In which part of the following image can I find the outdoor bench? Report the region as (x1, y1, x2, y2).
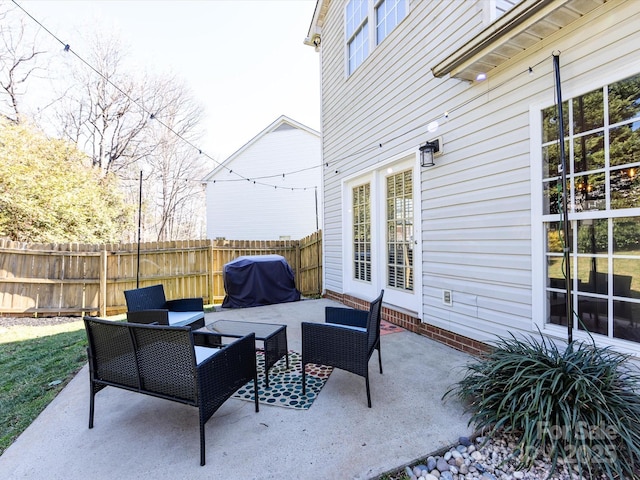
(124, 284, 205, 329)
(83, 316, 259, 466)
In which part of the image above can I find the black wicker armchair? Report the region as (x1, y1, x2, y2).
(83, 317, 259, 466)
(301, 290, 384, 407)
(124, 284, 204, 329)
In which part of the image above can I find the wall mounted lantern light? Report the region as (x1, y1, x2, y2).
(419, 139, 440, 167)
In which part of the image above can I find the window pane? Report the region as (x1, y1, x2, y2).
(542, 142, 561, 179)
(613, 216, 640, 253)
(609, 124, 640, 168)
(386, 170, 413, 291)
(574, 173, 606, 212)
(573, 132, 604, 173)
(547, 255, 565, 287)
(547, 290, 568, 326)
(546, 222, 564, 254)
(572, 88, 604, 134)
(542, 102, 568, 143)
(612, 258, 639, 299)
(543, 179, 561, 215)
(608, 73, 640, 125)
(577, 257, 608, 289)
(577, 296, 608, 336)
(353, 183, 371, 282)
(610, 168, 640, 209)
(577, 219, 607, 254)
(613, 300, 639, 341)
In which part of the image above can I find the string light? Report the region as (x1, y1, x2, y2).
(11, 0, 320, 192)
(13, 0, 558, 189)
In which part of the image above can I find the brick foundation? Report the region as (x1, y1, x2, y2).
(324, 290, 490, 356)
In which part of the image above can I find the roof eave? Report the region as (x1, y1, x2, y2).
(431, 0, 605, 82)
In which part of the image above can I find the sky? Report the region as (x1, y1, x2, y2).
(16, 0, 320, 161)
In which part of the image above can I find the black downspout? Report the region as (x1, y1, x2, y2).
(553, 53, 572, 343)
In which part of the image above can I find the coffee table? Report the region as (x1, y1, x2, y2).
(193, 320, 288, 388)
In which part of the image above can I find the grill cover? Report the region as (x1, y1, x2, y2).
(221, 255, 300, 308)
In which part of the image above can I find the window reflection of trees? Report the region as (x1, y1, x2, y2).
(543, 74, 640, 343)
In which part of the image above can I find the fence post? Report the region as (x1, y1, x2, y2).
(100, 248, 107, 317)
(208, 240, 215, 306)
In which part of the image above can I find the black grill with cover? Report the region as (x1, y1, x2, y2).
(222, 254, 300, 308)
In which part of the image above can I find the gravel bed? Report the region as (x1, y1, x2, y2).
(384, 432, 616, 480)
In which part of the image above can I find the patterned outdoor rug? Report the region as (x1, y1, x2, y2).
(381, 319, 404, 335)
(233, 350, 332, 410)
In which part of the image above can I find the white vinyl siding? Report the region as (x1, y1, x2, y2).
(320, 0, 640, 350)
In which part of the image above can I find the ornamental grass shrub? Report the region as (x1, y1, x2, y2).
(446, 334, 640, 479)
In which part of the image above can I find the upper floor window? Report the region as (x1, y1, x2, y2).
(347, 0, 369, 74)
(346, 0, 407, 75)
(376, 0, 406, 44)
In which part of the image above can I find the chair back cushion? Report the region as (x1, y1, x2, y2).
(124, 284, 167, 311)
(367, 290, 384, 351)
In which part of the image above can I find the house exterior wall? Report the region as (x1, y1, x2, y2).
(317, 0, 640, 355)
(205, 125, 321, 241)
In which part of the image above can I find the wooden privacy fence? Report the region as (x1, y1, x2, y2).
(0, 230, 322, 317)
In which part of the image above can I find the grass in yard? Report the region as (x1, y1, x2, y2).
(0, 321, 87, 456)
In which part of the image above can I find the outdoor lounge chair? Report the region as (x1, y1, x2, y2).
(124, 284, 205, 329)
(301, 290, 384, 407)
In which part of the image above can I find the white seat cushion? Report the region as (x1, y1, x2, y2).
(195, 346, 220, 364)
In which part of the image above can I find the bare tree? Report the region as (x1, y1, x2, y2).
(0, 5, 45, 123)
(55, 33, 163, 176)
(143, 78, 210, 241)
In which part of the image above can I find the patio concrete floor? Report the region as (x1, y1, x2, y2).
(0, 298, 475, 479)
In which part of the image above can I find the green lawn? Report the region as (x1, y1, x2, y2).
(0, 321, 87, 456)
(0, 308, 217, 457)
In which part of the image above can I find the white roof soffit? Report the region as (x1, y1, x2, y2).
(432, 0, 607, 82)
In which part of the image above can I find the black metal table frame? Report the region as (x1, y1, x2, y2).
(194, 319, 289, 388)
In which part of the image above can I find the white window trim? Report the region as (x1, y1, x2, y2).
(530, 65, 640, 357)
(342, 149, 422, 316)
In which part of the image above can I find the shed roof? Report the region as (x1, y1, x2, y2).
(203, 115, 320, 181)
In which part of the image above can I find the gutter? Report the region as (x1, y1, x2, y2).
(431, 0, 557, 78)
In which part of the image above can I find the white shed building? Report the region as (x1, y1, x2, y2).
(204, 116, 321, 241)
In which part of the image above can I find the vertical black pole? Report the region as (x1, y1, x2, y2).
(553, 53, 572, 343)
(314, 187, 319, 231)
(137, 171, 142, 288)
(315, 187, 321, 295)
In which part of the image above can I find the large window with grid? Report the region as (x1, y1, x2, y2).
(376, 0, 406, 44)
(345, 0, 407, 75)
(542, 73, 640, 343)
(346, 0, 369, 75)
(353, 183, 371, 282)
(386, 170, 413, 291)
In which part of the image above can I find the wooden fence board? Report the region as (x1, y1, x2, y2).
(0, 231, 323, 316)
